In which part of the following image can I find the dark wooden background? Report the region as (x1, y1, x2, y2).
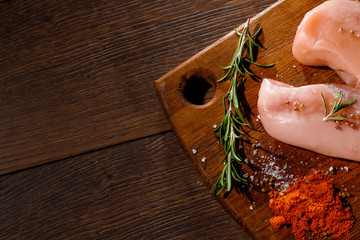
(0, 0, 277, 239)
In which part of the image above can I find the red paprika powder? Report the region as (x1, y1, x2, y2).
(269, 170, 354, 240)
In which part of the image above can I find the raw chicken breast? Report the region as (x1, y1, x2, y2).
(292, 0, 360, 87)
(258, 78, 360, 161)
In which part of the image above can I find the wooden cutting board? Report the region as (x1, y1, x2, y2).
(154, 0, 360, 239)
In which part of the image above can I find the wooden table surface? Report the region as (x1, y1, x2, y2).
(0, 0, 278, 239)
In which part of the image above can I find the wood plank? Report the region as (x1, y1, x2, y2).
(0, 131, 250, 240)
(155, 0, 360, 239)
(0, 0, 277, 174)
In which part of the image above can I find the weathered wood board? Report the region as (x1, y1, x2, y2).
(155, 0, 360, 239)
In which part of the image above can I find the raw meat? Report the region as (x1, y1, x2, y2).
(257, 78, 360, 161)
(292, 0, 360, 87)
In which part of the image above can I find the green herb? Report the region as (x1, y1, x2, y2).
(210, 19, 274, 195)
(321, 90, 357, 122)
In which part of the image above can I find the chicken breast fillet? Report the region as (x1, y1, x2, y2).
(293, 0, 360, 88)
(258, 78, 360, 161)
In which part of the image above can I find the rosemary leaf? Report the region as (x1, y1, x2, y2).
(226, 156, 232, 191)
(245, 58, 275, 68)
(251, 26, 262, 39)
(242, 64, 255, 75)
(321, 93, 328, 118)
(220, 66, 232, 70)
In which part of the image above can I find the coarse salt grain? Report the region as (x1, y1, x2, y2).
(192, 149, 197, 154)
(256, 154, 296, 193)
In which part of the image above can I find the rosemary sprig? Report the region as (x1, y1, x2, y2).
(210, 19, 274, 195)
(321, 91, 357, 122)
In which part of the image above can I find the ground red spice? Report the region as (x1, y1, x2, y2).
(269, 170, 354, 240)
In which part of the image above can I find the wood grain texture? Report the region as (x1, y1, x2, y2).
(155, 0, 360, 239)
(0, 0, 277, 174)
(0, 131, 251, 240)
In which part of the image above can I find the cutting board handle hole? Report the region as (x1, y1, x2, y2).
(182, 74, 215, 105)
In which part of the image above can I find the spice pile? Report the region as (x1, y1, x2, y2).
(269, 170, 354, 240)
